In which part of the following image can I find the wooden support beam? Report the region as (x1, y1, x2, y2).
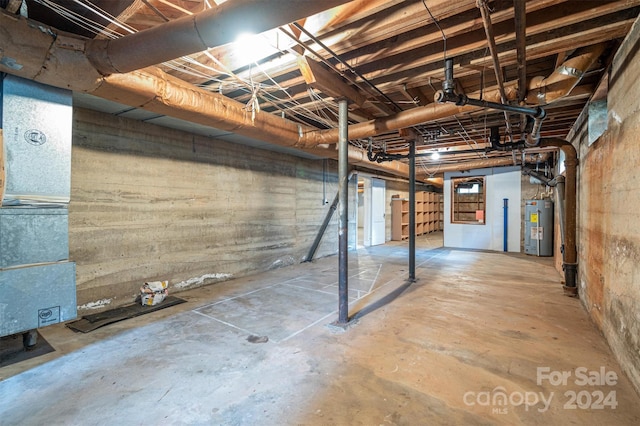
(287, 21, 307, 56)
(297, 56, 368, 107)
(398, 127, 422, 141)
(97, 0, 146, 38)
(403, 85, 430, 106)
(6, 0, 22, 14)
(399, 86, 418, 105)
(156, 0, 194, 15)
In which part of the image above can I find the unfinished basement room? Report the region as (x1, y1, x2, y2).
(1, 0, 640, 424)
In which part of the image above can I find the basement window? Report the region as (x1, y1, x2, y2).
(451, 176, 486, 224)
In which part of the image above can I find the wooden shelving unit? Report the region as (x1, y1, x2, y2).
(416, 191, 424, 235)
(452, 192, 485, 223)
(391, 191, 440, 240)
(391, 197, 409, 241)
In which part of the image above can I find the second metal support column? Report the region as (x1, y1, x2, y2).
(337, 99, 349, 324)
(409, 141, 416, 281)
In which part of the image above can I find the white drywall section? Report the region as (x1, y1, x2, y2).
(444, 166, 521, 252)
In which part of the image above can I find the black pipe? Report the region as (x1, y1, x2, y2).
(409, 141, 416, 281)
(538, 138, 578, 294)
(514, 0, 527, 104)
(443, 58, 455, 94)
(369, 125, 536, 162)
(434, 88, 464, 105)
(367, 139, 386, 162)
(489, 126, 526, 151)
(555, 175, 566, 249)
(426, 148, 490, 156)
(462, 95, 546, 118)
(369, 145, 491, 162)
(467, 96, 547, 145)
(522, 167, 576, 295)
(564, 263, 578, 296)
(435, 58, 547, 145)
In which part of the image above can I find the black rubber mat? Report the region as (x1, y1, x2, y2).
(0, 332, 55, 368)
(66, 296, 186, 333)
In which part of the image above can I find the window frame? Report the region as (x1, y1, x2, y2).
(450, 176, 487, 225)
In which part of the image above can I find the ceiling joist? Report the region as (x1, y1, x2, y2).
(1, 0, 638, 179)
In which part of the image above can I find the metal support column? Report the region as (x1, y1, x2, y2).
(409, 141, 416, 281)
(337, 99, 349, 324)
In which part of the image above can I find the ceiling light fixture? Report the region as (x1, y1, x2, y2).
(232, 30, 288, 69)
(431, 151, 440, 160)
(234, 33, 261, 65)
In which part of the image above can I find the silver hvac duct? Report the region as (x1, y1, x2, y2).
(0, 74, 76, 340)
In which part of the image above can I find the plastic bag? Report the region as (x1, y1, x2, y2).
(140, 281, 169, 306)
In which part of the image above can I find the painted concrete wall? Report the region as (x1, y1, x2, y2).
(571, 17, 640, 395)
(443, 166, 521, 252)
(70, 108, 341, 313)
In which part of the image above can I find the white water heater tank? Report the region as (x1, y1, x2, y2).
(524, 199, 554, 256)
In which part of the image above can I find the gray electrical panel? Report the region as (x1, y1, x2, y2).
(524, 199, 554, 256)
(1, 74, 73, 206)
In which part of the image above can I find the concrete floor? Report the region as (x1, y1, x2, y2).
(1, 232, 640, 425)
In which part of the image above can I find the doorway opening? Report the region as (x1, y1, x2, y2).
(357, 176, 386, 248)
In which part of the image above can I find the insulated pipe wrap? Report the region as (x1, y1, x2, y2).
(300, 84, 516, 147)
(86, 0, 351, 75)
(0, 11, 102, 91)
(526, 43, 606, 104)
(0, 12, 52, 80)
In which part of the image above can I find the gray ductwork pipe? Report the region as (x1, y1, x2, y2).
(86, 0, 352, 75)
